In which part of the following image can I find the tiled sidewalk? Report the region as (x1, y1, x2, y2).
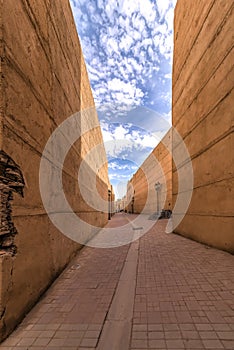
(1, 214, 234, 350)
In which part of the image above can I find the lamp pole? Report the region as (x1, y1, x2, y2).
(154, 182, 162, 214)
(108, 189, 111, 220)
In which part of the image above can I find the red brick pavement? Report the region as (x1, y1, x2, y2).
(1, 213, 234, 350)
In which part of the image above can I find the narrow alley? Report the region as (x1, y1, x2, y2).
(1, 214, 233, 350)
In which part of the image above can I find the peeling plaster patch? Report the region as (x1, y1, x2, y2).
(0, 151, 24, 255)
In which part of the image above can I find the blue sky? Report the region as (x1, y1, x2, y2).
(70, 0, 177, 199)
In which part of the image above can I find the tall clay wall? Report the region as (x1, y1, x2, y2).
(172, 0, 234, 252)
(0, 0, 110, 340)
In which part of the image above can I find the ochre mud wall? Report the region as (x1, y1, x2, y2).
(172, 0, 234, 252)
(126, 130, 172, 215)
(0, 0, 109, 341)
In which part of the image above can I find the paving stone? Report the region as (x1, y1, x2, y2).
(80, 338, 98, 347)
(148, 339, 166, 348)
(164, 331, 182, 339)
(132, 331, 148, 340)
(84, 330, 100, 339)
(15, 338, 35, 347)
(217, 332, 234, 340)
(148, 325, 163, 331)
(202, 339, 224, 349)
(131, 339, 148, 348)
(166, 339, 185, 349)
(132, 325, 148, 332)
(32, 338, 50, 346)
(195, 324, 214, 331)
(148, 332, 164, 340)
(221, 340, 234, 349)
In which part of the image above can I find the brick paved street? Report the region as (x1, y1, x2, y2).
(1, 213, 234, 350)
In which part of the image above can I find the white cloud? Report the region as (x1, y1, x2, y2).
(97, 0, 104, 9)
(70, 0, 86, 7)
(118, 0, 139, 17)
(109, 173, 130, 180)
(105, 2, 115, 19)
(109, 162, 137, 171)
(119, 34, 134, 51)
(156, 0, 170, 19)
(102, 129, 114, 142)
(139, 0, 156, 22)
(113, 125, 129, 139)
(139, 134, 158, 148)
(131, 13, 145, 32)
(165, 6, 175, 28)
(165, 73, 172, 79)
